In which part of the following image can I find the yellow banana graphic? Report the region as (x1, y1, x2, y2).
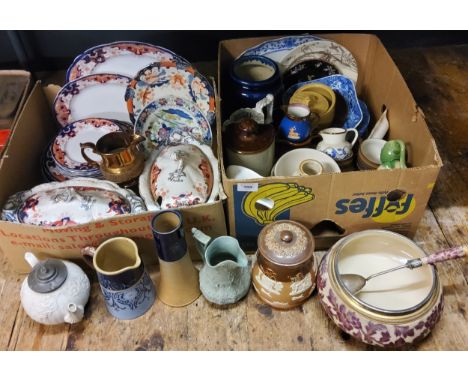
(242, 182, 315, 225)
(265, 191, 315, 223)
(243, 182, 290, 219)
(255, 187, 299, 223)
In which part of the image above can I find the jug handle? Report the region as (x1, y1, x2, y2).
(191, 228, 211, 262)
(397, 140, 407, 168)
(80, 142, 100, 168)
(347, 128, 359, 147)
(81, 247, 96, 269)
(131, 134, 146, 147)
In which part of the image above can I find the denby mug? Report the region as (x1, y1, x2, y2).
(82, 237, 155, 320)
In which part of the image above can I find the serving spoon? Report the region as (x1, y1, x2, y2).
(341, 245, 467, 295)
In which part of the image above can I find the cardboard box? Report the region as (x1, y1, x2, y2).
(0, 82, 227, 273)
(217, 34, 442, 251)
(0, 70, 31, 153)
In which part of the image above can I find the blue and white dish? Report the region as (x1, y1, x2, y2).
(238, 35, 321, 63)
(284, 75, 363, 130)
(135, 96, 212, 153)
(357, 100, 371, 137)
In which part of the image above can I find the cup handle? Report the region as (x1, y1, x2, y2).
(80, 142, 100, 167)
(347, 128, 359, 147)
(81, 246, 96, 269)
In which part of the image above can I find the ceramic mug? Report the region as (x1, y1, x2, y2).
(82, 237, 155, 320)
(279, 104, 312, 143)
(192, 228, 251, 305)
(151, 210, 200, 307)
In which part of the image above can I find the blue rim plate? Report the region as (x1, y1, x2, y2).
(284, 74, 363, 130)
(135, 96, 212, 153)
(66, 41, 190, 82)
(238, 35, 321, 63)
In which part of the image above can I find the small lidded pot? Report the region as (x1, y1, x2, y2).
(223, 117, 275, 176)
(252, 220, 317, 309)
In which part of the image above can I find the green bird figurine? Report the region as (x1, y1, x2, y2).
(378, 140, 407, 169)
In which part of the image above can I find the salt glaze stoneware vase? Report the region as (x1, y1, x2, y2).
(317, 230, 444, 348)
(151, 210, 200, 307)
(252, 220, 317, 310)
(192, 228, 251, 305)
(229, 55, 282, 111)
(316, 127, 359, 161)
(82, 237, 155, 320)
(20, 252, 90, 325)
(378, 139, 407, 169)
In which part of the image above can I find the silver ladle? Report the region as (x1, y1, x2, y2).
(341, 245, 467, 295)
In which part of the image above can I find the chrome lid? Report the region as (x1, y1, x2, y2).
(28, 259, 68, 293)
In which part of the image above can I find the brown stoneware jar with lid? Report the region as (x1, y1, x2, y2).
(223, 117, 275, 176)
(252, 220, 318, 310)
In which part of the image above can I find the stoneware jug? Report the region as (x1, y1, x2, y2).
(192, 228, 251, 305)
(20, 252, 90, 325)
(151, 210, 200, 307)
(316, 127, 359, 161)
(82, 237, 155, 320)
(81, 131, 145, 184)
(378, 139, 407, 169)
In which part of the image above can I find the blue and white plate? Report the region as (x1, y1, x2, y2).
(238, 35, 321, 63)
(357, 100, 371, 137)
(135, 96, 212, 153)
(284, 75, 363, 130)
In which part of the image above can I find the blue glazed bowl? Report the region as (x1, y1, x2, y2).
(229, 55, 282, 109)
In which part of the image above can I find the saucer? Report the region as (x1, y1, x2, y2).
(54, 73, 131, 127)
(272, 148, 341, 177)
(134, 96, 212, 153)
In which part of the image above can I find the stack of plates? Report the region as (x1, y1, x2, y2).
(42, 118, 129, 181)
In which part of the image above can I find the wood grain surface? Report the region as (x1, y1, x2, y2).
(0, 45, 467, 351)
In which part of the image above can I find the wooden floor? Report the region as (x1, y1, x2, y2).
(1, 45, 467, 351)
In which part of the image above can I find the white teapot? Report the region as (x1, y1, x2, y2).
(20, 252, 90, 325)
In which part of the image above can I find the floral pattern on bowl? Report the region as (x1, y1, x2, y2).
(317, 254, 444, 347)
(125, 61, 215, 124)
(135, 96, 212, 153)
(66, 41, 190, 81)
(139, 143, 220, 211)
(1, 178, 146, 226)
(284, 75, 363, 130)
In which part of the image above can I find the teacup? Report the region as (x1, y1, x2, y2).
(357, 139, 386, 170)
(82, 237, 155, 320)
(298, 159, 323, 176)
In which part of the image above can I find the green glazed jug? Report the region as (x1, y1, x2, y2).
(378, 140, 407, 169)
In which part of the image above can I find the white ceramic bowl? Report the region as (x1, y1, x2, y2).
(226, 165, 263, 180)
(360, 139, 386, 164)
(273, 148, 340, 177)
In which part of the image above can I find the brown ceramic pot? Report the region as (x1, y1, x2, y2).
(252, 220, 317, 309)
